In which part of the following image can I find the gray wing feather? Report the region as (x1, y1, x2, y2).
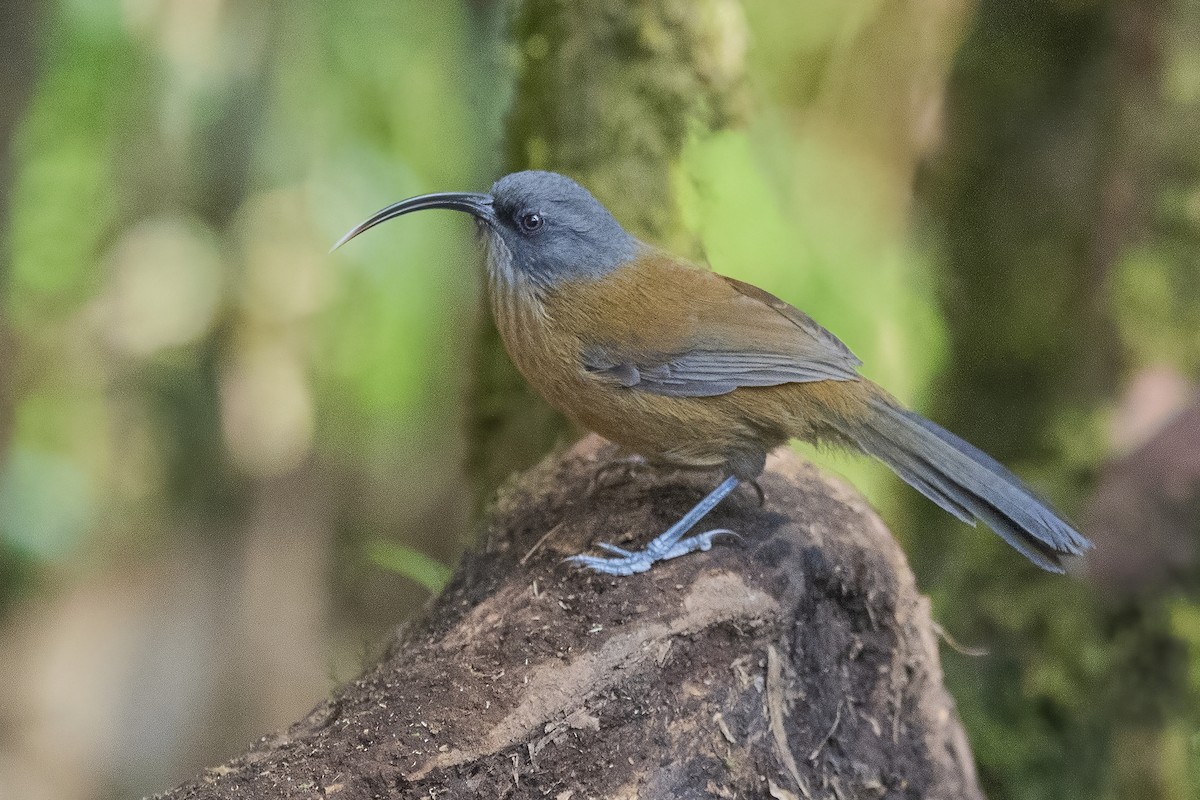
(582, 347, 859, 398)
(578, 274, 862, 399)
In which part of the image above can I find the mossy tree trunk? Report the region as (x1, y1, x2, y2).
(468, 0, 749, 507)
(915, 1, 1200, 798)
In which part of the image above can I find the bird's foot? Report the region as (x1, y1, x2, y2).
(566, 529, 741, 576)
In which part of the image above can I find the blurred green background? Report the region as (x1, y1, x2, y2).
(1, 1, 1198, 798)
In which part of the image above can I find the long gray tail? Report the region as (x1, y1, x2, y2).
(848, 396, 1091, 572)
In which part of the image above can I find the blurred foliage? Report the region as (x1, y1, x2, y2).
(0, 1, 1198, 799)
(366, 540, 452, 595)
(1, 0, 493, 602)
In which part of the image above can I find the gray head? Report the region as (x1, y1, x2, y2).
(333, 170, 640, 286)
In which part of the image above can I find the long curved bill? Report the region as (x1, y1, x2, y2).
(331, 191, 494, 252)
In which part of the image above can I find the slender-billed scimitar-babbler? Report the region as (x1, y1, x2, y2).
(334, 170, 1092, 576)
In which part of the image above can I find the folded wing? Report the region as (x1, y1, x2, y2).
(580, 269, 862, 398)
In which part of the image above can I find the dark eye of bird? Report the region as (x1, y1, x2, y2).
(518, 211, 544, 233)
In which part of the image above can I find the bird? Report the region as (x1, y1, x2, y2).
(333, 170, 1092, 576)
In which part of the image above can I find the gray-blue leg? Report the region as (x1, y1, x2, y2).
(567, 475, 742, 576)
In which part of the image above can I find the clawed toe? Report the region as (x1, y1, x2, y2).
(693, 528, 742, 548)
(567, 527, 742, 577)
(654, 528, 741, 560)
(564, 552, 653, 576)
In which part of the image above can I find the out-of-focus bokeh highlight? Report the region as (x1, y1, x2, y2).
(0, 1, 1197, 799)
(1, 2, 497, 797)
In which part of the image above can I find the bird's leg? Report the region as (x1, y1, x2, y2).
(567, 475, 742, 576)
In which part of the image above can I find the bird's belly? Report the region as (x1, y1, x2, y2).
(503, 341, 749, 469)
(569, 391, 738, 468)
(546, 373, 797, 475)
